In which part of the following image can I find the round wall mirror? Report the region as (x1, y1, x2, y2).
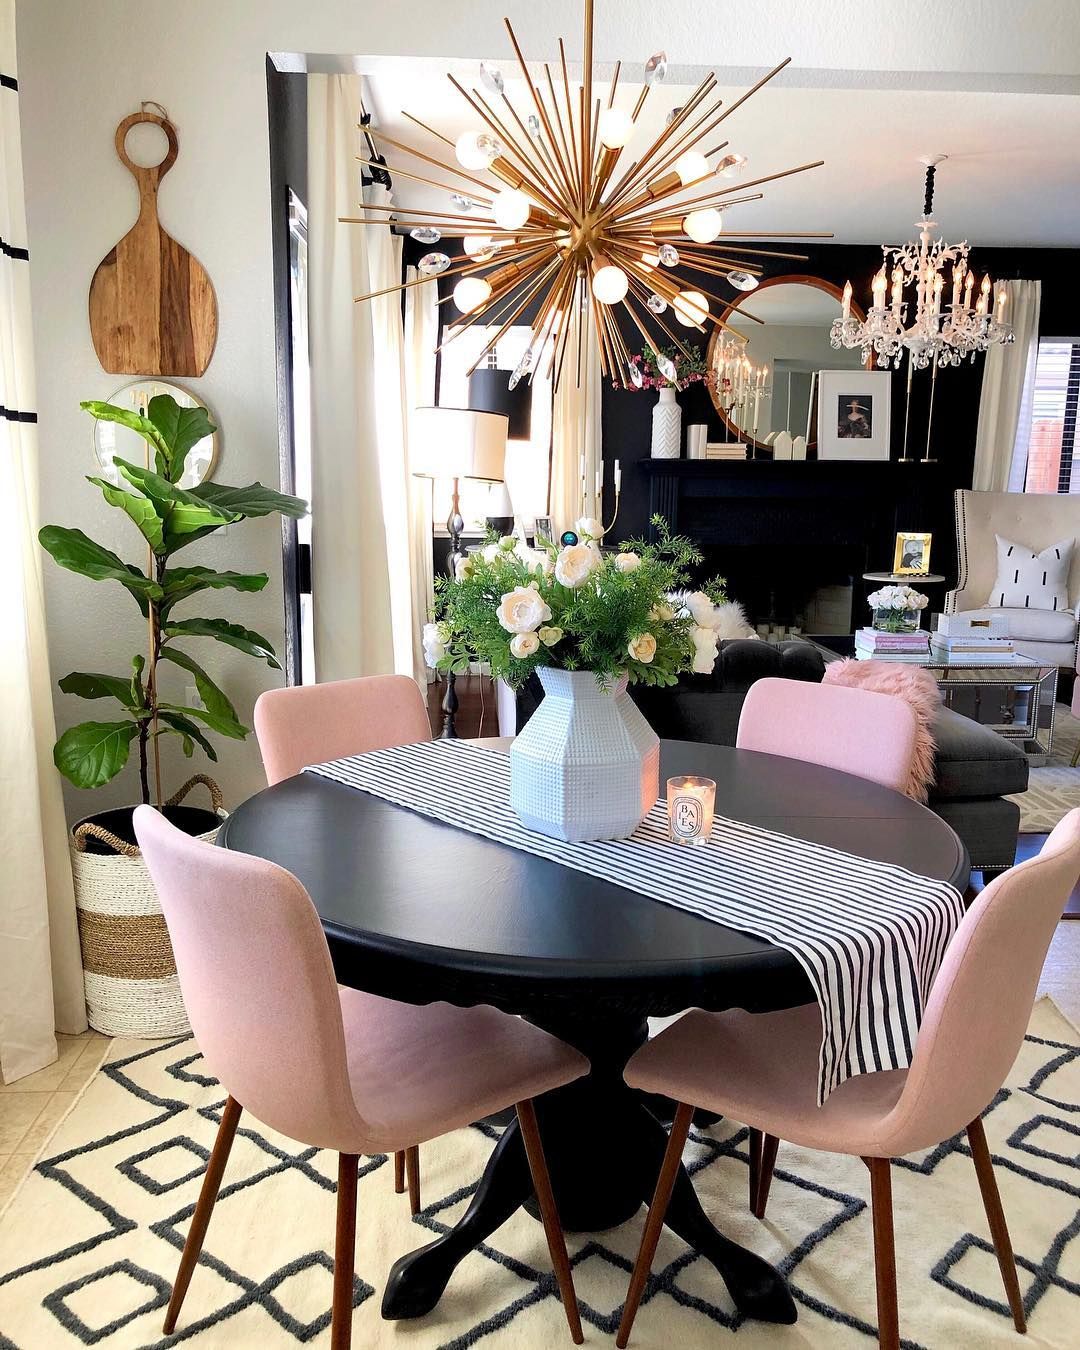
(92, 379, 219, 489)
(705, 276, 868, 453)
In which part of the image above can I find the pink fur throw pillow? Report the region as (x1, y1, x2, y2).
(821, 659, 940, 802)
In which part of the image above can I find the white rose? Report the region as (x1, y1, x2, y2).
(554, 543, 599, 588)
(614, 552, 641, 573)
(482, 542, 501, 561)
(575, 516, 604, 542)
(628, 632, 657, 664)
(422, 621, 447, 667)
(691, 624, 719, 674)
(498, 535, 517, 552)
(454, 554, 475, 581)
(510, 631, 540, 659)
(497, 586, 552, 634)
(650, 601, 676, 623)
(538, 626, 563, 646)
(683, 590, 719, 628)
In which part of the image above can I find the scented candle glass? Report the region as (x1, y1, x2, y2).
(667, 775, 716, 847)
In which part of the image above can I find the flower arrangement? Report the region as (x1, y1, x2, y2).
(867, 583, 929, 633)
(625, 344, 718, 393)
(424, 515, 728, 689)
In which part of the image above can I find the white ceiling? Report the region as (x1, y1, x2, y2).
(356, 30, 1080, 248)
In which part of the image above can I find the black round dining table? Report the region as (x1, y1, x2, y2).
(218, 737, 968, 1326)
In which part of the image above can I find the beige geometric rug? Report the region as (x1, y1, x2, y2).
(1009, 705, 1080, 833)
(1, 1001, 1078, 1349)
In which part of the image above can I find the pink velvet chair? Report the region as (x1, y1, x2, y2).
(616, 810, 1080, 1349)
(736, 676, 918, 795)
(134, 806, 588, 1349)
(254, 673, 432, 1210)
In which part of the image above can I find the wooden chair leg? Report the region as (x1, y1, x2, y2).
(163, 1095, 242, 1334)
(331, 1153, 359, 1350)
(393, 1150, 405, 1195)
(405, 1145, 421, 1216)
(753, 1134, 780, 1220)
(516, 1099, 584, 1345)
(616, 1101, 695, 1350)
(967, 1117, 1027, 1333)
(865, 1156, 900, 1350)
(747, 1126, 762, 1212)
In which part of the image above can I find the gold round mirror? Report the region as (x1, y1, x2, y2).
(705, 275, 868, 454)
(92, 379, 219, 489)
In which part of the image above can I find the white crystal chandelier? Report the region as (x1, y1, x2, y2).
(830, 155, 1013, 371)
(348, 0, 831, 391)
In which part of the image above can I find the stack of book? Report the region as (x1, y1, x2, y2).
(854, 627, 931, 661)
(928, 631, 1017, 663)
(704, 443, 748, 461)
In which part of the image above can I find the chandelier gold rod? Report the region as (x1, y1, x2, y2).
(601, 75, 717, 211)
(557, 39, 582, 209)
(607, 59, 621, 108)
(353, 257, 478, 305)
(582, 0, 594, 200)
(465, 256, 565, 375)
(631, 84, 650, 120)
(339, 205, 496, 223)
(503, 21, 580, 208)
(578, 85, 588, 214)
(617, 260, 704, 345)
(609, 188, 765, 230)
(626, 158, 826, 221)
(612, 247, 760, 337)
(464, 84, 573, 222)
(363, 127, 493, 194)
(629, 92, 733, 193)
(354, 157, 494, 204)
(532, 259, 577, 368)
(435, 253, 559, 355)
(498, 84, 573, 212)
(543, 64, 578, 194)
(544, 266, 580, 385)
(591, 300, 611, 380)
(603, 304, 634, 387)
(401, 111, 455, 149)
(621, 272, 700, 356)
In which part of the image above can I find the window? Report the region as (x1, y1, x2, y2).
(1020, 339, 1079, 494)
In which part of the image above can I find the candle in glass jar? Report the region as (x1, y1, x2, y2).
(667, 776, 717, 847)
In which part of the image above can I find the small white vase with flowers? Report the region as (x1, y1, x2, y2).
(867, 582, 929, 634)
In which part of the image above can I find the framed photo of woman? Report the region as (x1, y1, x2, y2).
(893, 531, 932, 575)
(816, 370, 892, 461)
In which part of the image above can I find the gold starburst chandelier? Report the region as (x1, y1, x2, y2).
(348, 0, 831, 391)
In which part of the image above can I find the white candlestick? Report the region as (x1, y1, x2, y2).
(614, 459, 621, 492)
(595, 468, 603, 500)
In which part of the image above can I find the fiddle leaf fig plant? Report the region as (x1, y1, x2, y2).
(40, 395, 307, 802)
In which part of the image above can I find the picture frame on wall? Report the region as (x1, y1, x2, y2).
(893, 531, 933, 575)
(816, 369, 892, 462)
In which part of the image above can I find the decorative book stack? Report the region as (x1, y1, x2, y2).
(928, 630, 1017, 664)
(705, 443, 749, 461)
(854, 627, 931, 661)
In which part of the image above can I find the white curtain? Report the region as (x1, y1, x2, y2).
(404, 267, 437, 681)
(549, 299, 603, 535)
(973, 279, 1041, 493)
(0, 3, 87, 1082)
(308, 75, 430, 685)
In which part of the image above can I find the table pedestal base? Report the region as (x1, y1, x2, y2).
(381, 1012, 796, 1326)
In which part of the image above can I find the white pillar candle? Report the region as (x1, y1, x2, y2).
(667, 776, 717, 847)
(614, 459, 622, 492)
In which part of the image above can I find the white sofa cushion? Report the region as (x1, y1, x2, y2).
(954, 605, 1077, 643)
(989, 534, 1074, 611)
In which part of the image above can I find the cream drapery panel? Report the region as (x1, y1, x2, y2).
(973, 279, 1041, 493)
(0, 1, 86, 1082)
(308, 75, 429, 685)
(549, 302, 603, 535)
(404, 266, 437, 681)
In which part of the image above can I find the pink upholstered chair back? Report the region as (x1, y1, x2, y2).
(254, 675, 430, 785)
(133, 805, 369, 1153)
(884, 810, 1080, 1153)
(736, 676, 918, 794)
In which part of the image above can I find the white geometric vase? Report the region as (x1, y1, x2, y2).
(509, 668, 660, 842)
(650, 385, 682, 459)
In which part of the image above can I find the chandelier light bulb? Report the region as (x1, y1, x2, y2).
(639, 251, 660, 272)
(675, 150, 710, 187)
(683, 208, 723, 243)
(455, 131, 498, 170)
(673, 289, 709, 326)
(453, 276, 493, 314)
(463, 234, 495, 258)
(592, 264, 629, 305)
(598, 106, 633, 149)
(493, 188, 532, 230)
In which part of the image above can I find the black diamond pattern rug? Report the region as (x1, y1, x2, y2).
(0, 999, 1078, 1348)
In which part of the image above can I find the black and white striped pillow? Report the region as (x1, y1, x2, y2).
(990, 534, 1074, 611)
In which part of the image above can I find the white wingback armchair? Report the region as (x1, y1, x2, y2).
(945, 489, 1080, 668)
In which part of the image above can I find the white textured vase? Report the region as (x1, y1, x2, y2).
(510, 668, 660, 842)
(650, 385, 682, 459)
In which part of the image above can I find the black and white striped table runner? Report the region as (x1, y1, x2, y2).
(304, 740, 964, 1104)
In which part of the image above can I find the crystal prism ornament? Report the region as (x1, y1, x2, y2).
(647, 293, 668, 314)
(658, 243, 680, 267)
(451, 193, 478, 212)
(410, 226, 442, 244)
(628, 361, 644, 388)
(657, 352, 678, 382)
(417, 251, 451, 276)
(665, 106, 683, 128)
(508, 346, 535, 390)
(526, 113, 541, 138)
(727, 270, 759, 291)
(480, 62, 505, 96)
(644, 51, 668, 84)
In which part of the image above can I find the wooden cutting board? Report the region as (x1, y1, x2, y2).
(89, 111, 218, 376)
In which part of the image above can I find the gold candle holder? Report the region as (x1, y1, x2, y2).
(667, 776, 716, 847)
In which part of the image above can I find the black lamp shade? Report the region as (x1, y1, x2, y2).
(468, 368, 532, 440)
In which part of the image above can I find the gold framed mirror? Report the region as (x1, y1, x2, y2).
(705, 275, 869, 454)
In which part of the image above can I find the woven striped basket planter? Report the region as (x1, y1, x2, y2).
(70, 776, 225, 1037)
